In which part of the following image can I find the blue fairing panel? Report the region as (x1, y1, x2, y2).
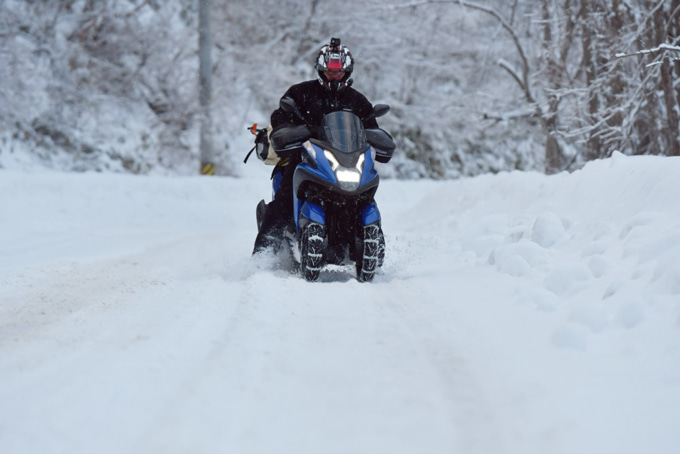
(360, 149, 378, 187)
(303, 144, 337, 184)
(361, 202, 381, 226)
(301, 201, 326, 225)
(272, 169, 284, 199)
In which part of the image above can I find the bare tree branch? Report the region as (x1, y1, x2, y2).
(388, 0, 534, 103)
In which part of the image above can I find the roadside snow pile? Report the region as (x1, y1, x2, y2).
(389, 152, 680, 350)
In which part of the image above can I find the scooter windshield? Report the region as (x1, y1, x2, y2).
(318, 111, 367, 154)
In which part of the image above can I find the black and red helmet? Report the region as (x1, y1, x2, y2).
(315, 37, 354, 92)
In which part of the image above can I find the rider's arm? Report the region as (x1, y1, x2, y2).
(271, 83, 309, 129)
(271, 104, 298, 129)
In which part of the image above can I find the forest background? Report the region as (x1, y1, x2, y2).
(1, 0, 679, 178)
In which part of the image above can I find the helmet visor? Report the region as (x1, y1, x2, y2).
(326, 53, 343, 70)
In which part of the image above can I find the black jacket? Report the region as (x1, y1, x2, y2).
(271, 80, 379, 130)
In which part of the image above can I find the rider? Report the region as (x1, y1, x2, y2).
(253, 37, 391, 255)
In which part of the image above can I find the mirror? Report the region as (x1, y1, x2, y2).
(372, 104, 390, 119)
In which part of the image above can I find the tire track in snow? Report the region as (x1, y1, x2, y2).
(374, 276, 511, 454)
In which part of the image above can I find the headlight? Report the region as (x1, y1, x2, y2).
(336, 168, 361, 183)
(324, 150, 362, 191)
(356, 153, 365, 171)
(324, 150, 340, 171)
(302, 141, 316, 159)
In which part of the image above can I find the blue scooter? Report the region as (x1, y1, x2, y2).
(264, 97, 394, 282)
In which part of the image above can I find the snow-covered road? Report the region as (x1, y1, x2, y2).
(2, 154, 679, 454)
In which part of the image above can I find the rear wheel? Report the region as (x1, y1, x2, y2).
(356, 224, 383, 282)
(300, 222, 326, 282)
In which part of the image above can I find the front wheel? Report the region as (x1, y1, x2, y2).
(356, 224, 384, 282)
(300, 222, 326, 282)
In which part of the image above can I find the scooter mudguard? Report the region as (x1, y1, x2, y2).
(299, 200, 326, 227)
(361, 202, 381, 226)
(272, 167, 284, 199)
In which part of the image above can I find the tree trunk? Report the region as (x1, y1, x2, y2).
(580, 1, 602, 160)
(544, 130, 562, 175)
(199, 0, 215, 175)
(660, 56, 680, 156)
(655, 3, 680, 156)
(603, 0, 627, 155)
(541, 0, 562, 174)
(672, 0, 680, 106)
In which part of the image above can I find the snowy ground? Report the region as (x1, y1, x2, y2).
(1, 153, 679, 454)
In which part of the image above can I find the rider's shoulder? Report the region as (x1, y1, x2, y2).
(344, 86, 372, 107)
(286, 80, 320, 96)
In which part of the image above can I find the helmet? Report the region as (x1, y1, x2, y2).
(315, 37, 354, 92)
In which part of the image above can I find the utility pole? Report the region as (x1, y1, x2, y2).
(198, 0, 214, 175)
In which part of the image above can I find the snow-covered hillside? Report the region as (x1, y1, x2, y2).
(1, 154, 679, 454)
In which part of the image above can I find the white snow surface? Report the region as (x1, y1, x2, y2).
(1, 153, 680, 454)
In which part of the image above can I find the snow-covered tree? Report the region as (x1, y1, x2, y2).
(1, 0, 678, 177)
